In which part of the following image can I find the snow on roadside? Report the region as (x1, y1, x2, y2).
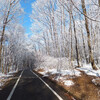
(36, 68, 81, 88)
(35, 55, 100, 88)
(60, 69, 81, 76)
(92, 78, 100, 85)
(0, 73, 12, 88)
(36, 63, 100, 88)
(35, 55, 81, 77)
(36, 55, 100, 77)
(64, 80, 74, 86)
(0, 70, 17, 89)
(77, 64, 100, 77)
(9, 70, 17, 74)
(37, 68, 81, 77)
(39, 71, 48, 76)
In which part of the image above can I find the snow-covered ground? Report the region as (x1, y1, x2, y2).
(37, 68, 81, 77)
(64, 80, 74, 86)
(0, 70, 17, 89)
(77, 63, 100, 77)
(35, 56, 100, 87)
(36, 55, 100, 77)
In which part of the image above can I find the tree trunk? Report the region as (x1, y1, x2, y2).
(0, 24, 6, 69)
(81, 25, 88, 63)
(69, 13, 73, 66)
(99, 0, 100, 7)
(81, 0, 98, 70)
(0, 3, 11, 70)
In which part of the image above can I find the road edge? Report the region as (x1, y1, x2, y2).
(30, 70, 63, 100)
(7, 70, 24, 100)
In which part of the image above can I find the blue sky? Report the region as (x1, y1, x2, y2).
(20, 0, 36, 37)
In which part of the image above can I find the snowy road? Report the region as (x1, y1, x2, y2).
(0, 69, 69, 100)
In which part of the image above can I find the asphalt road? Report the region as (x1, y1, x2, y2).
(0, 69, 70, 100)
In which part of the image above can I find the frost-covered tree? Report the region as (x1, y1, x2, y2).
(0, 0, 24, 71)
(30, 0, 100, 70)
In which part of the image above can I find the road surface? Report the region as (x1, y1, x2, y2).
(0, 69, 70, 100)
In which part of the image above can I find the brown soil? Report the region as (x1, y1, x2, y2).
(60, 73, 100, 100)
(37, 68, 45, 72)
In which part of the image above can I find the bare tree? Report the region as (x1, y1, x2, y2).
(0, 0, 23, 71)
(81, 0, 98, 70)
